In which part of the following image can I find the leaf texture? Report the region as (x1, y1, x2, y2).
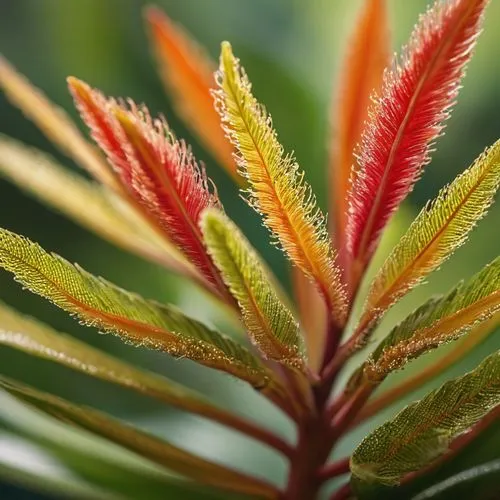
(202, 209, 305, 370)
(361, 139, 500, 331)
(0, 376, 278, 498)
(346, 0, 489, 275)
(145, 7, 237, 182)
(351, 350, 500, 485)
(330, 0, 390, 243)
(214, 42, 347, 324)
(0, 55, 116, 189)
(0, 135, 191, 274)
(364, 257, 500, 381)
(68, 78, 228, 295)
(0, 299, 268, 433)
(0, 228, 271, 391)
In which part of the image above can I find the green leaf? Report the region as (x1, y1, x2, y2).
(0, 300, 275, 440)
(351, 351, 500, 486)
(364, 257, 500, 381)
(0, 377, 277, 498)
(0, 228, 272, 390)
(202, 209, 305, 370)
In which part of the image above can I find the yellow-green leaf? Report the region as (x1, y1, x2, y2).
(0, 228, 271, 390)
(0, 376, 278, 498)
(364, 257, 500, 382)
(361, 140, 500, 335)
(351, 350, 500, 486)
(202, 209, 305, 370)
(214, 42, 347, 325)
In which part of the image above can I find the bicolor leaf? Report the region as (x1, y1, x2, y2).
(0, 228, 272, 391)
(364, 257, 500, 382)
(346, 0, 489, 279)
(214, 42, 347, 324)
(0, 55, 116, 189)
(0, 135, 192, 275)
(330, 0, 390, 244)
(0, 376, 278, 498)
(68, 79, 229, 297)
(351, 350, 500, 485)
(202, 209, 305, 370)
(360, 139, 500, 335)
(145, 7, 237, 182)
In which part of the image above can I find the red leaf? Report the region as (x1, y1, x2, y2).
(68, 78, 227, 295)
(346, 0, 488, 284)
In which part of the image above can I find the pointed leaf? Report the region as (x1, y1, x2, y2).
(351, 350, 500, 486)
(214, 42, 347, 324)
(330, 0, 390, 243)
(68, 79, 230, 298)
(145, 7, 237, 182)
(201, 209, 305, 370)
(0, 300, 291, 454)
(346, 0, 489, 278)
(0, 135, 191, 274)
(0, 55, 116, 189)
(364, 257, 500, 382)
(0, 377, 278, 498)
(0, 228, 272, 391)
(360, 139, 500, 337)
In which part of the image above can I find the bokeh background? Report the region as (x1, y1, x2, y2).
(0, 0, 499, 498)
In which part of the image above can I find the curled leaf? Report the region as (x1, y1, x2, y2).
(202, 209, 305, 370)
(0, 228, 271, 391)
(145, 7, 237, 182)
(214, 42, 347, 324)
(346, 0, 489, 278)
(351, 350, 500, 486)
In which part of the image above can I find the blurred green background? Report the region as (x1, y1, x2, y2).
(0, 0, 499, 498)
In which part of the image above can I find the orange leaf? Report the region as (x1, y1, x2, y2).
(145, 7, 238, 182)
(330, 0, 390, 249)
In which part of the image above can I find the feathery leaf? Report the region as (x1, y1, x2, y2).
(0, 228, 272, 391)
(145, 7, 237, 182)
(351, 350, 500, 485)
(68, 78, 228, 295)
(0, 376, 278, 498)
(202, 209, 305, 370)
(330, 0, 390, 243)
(0, 55, 116, 189)
(361, 139, 500, 333)
(346, 0, 489, 276)
(214, 42, 347, 324)
(364, 257, 500, 382)
(0, 135, 192, 275)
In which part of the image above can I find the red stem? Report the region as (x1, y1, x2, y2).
(318, 457, 351, 483)
(329, 482, 353, 500)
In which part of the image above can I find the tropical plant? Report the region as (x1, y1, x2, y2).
(0, 0, 499, 499)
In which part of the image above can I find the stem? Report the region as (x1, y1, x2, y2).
(329, 482, 353, 500)
(317, 457, 351, 483)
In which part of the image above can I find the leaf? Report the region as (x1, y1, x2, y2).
(364, 257, 500, 382)
(0, 135, 191, 274)
(346, 0, 489, 277)
(214, 41, 347, 324)
(0, 377, 278, 498)
(0, 228, 272, 391)
(68, 79, 229, 298)
(0, 299, 283, 446)
(201, 209, 305, 370)
(145, 7, 238, 182)
(360, 139, 500, 336)
(330, 0, 390, 244)
(0, 55, 116, 189)
(351, 350, 500, 486)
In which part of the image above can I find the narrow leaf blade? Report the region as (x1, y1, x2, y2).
(214, 42, 347, 324)
(351, 350, 500, 486)
(202, 209, 305, 370)
(145, 7, 237, 182)
(0, 228, 271, 391)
